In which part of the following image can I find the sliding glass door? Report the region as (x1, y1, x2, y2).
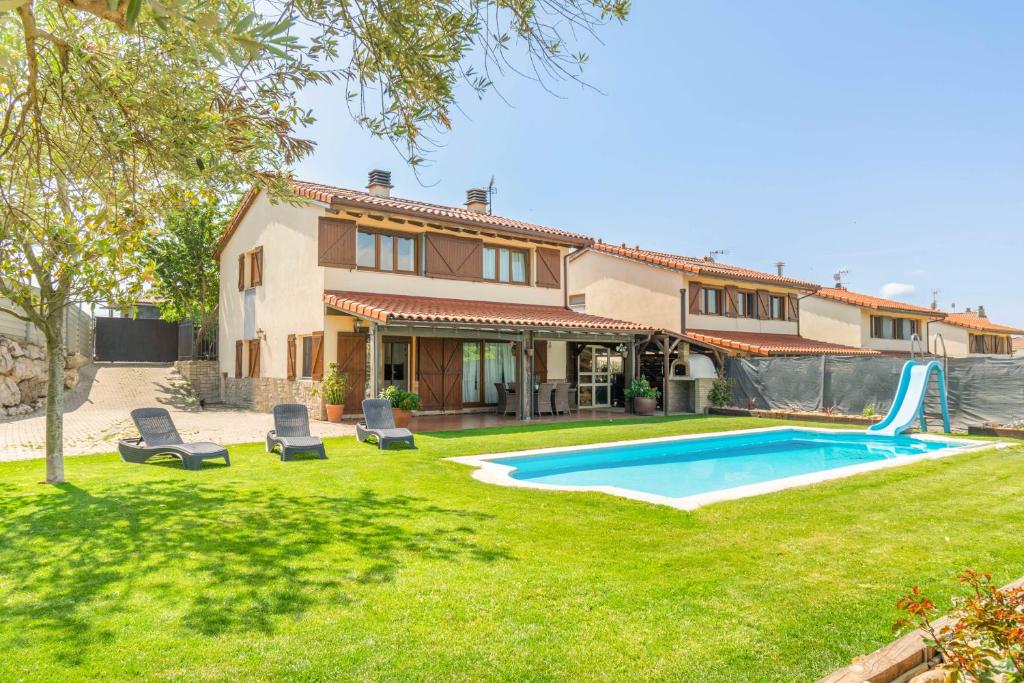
(461, 341, 517, 405)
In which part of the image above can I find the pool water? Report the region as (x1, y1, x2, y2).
(492, 429, 961, 500)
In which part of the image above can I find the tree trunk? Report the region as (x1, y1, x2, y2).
(44, 328, 66, 484)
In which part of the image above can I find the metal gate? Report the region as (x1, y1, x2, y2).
(94, 317, 178, 362)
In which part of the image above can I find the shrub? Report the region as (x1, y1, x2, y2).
(862, 403, 876, 417)
(624, 376, 660, 401)
(896, 569, 1024, 680)
(379, 385, 422, 412)
(706, 372, 735, 408)
(315, 362, 348, 405)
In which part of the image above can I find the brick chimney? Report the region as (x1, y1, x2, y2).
(465, 188, 488, 213)
(977, 305, 987, 318)
(367, 169, 392, 198)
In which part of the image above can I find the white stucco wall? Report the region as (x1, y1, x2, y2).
(930, 323, 971, 358)
(568, 250, 682, 332)
(800, 296, 863, 347)
(546, 341, 568, 380)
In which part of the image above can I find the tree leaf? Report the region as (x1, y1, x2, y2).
(125, 0, 142, 28)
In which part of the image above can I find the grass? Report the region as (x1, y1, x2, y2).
(1, 415, 1022, 682)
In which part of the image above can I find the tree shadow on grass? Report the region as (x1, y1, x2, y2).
(0, 480, 511, 666)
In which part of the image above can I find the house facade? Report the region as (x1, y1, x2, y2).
(930, 307, 1024, 357)
(216, 172, 650, 418)
(801, 287, 945, 354)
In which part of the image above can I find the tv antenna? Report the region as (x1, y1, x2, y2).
(487, 176, 497, 215)
(833, 269, 850, 288)
(707, 248, 728, 262)
(931, 289, 941, 310)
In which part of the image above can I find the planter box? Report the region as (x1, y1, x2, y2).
(708, 406, 882, 427)
(632, 397, 657, 416)
(967, 425, 1024, 439)
(393, 408, 413, 428)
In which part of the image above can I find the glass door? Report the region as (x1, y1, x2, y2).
(462, 342, 482, 405)
(578, 345, 612, 408)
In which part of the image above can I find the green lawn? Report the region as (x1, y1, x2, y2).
(2, 415, 1022, 682)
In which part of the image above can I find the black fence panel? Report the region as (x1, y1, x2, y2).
(177, 322, 218, 361)
(95, 317, 178, 362)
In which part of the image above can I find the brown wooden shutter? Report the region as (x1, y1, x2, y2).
(286, 334, 297, 380)
(724, 286, 738, 318)
(318, 217, 357, 267)
(310, 331, 324, 380)
(336, 332, 367, 409)
(417, 338, 445, 410)
(237, 254, 245, 291)
(787, 294, 799, 322)
(688, 283, 702, 315)
(534, 341, 548, 384)
(247, 339, 260, 378)
(535, 248, 561, 289)
(251, 246, 263, 287)
(234, 340, 243, 377)
(756, 290, 770, 319)
(424, 233, 483, 280)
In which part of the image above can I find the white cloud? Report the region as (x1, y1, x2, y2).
(880, 282, 915, 300)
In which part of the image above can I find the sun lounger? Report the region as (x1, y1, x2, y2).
(266, 403, 326, 461)
(118, 408, 229, 470)
(356, 399, 416, 450)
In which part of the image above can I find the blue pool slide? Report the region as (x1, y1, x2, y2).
(868, 360, 950, 436)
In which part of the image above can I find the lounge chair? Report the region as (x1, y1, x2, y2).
(266, 403, 326, 461)
(356, 399, 416, 450)
(118, 408, 229, 470)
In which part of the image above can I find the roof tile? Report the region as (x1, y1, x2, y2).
(684, 329, 879, 356)
(940, 311, 1024, 335)
(814, 287, 943, 316)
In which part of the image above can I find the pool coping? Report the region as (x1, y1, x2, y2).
(448, 426, 1009, 511)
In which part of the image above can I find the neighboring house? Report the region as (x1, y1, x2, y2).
(801, 287, 945, 355)
(568, 242, 873, 358)
(930, 307, 1024, 357)
(1014, 336, 1024, 357)
(216, 171, 651, 418)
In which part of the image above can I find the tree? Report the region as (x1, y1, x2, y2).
(0, 0, 629, 483)
(146, 197, 225, 354)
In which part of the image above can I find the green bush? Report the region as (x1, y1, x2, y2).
(707, 373, 735, 408)
(379, 385, 422, 412)
(624, 376, 660, 400)
(862, 403, 876, 417)
(315, 362, 348, 405)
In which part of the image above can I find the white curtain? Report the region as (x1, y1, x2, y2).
(484, 342, 516, 403)
(511, 251, 526, 283)
(462, 343, 480, 403)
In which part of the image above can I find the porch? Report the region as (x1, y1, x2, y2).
(403, 407, 633, 432)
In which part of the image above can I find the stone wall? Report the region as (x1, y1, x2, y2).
(663, 378, 716, 414)
(174, 360, 221, 405)
(222, 376, 327, 420)
(694, 378, 715, 413)
(0, 334, 89, 418)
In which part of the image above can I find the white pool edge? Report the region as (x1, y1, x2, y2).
(447, 426, 1009, 511)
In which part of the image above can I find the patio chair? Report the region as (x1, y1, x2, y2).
(554, 382, 573, 415)
(266, 403, 326, 461)
(356, 399, 416, 450)
(536, 383, 556, 416)
(495, 383, 516, 416)
(118, 407, 230, 470)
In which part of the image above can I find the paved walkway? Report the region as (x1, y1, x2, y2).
(0, 363, 354, 461)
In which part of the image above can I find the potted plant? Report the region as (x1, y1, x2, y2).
(315, 362, 349, 423)
(624, 376, 660, 416)
(379, 386, 421, 428)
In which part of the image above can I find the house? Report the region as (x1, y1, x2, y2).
(929, 306, 1024, 357)
(800, 287, 945, 354)
(216, 171, 652, 418)
(1014, 336, 1024, 357)
(567, 243, 874, 412)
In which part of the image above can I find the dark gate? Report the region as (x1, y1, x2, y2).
(95, 317, 178, 362)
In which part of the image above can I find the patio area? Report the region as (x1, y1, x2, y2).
(404, 407, 633, 432)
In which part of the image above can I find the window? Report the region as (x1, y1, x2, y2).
(701, 287, 722, 315)
(735, 291, 755, 318)
(970, 334, 1010, 355)
(871, 316, 919, 340)
(357, 229, 417, 273)
(383, 341, 409, 390)
(483, 246, 529, 284)
(568, 293, 586, 313)
(769, 295, 785, 320)
(243, 289, 256, 340)
(301, 335, 314, 378)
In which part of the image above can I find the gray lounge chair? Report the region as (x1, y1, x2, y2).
(118, 408, 229, 470)
(266, 403, 326, 461)
(356, 399, 416, 450)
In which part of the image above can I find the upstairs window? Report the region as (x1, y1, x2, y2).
(769, 295, 785, 320)
(735, 291, 755, 318)
(701, 287, 722, 315)
(356, 229, 417, 273)
(483, 246, 528, 284)
(871, 316, 919, 340)
(568, 293, 586, 313)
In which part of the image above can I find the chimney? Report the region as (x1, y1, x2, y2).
(775, 261, 785, 276)
(465, 188, 488, 213)
(367, 169, 392, 198)
(978, 305, 987, 318)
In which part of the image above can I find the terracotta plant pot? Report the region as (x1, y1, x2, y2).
(392, 408, 413, 428)
(325, 404, 345, 423)
(633, 397, 657, 416)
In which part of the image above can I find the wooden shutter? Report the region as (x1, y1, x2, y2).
(286, 334, 297, 380)
(418, 338, 445, 410)
(318, 217, 357, 267)
(247, 339, 260, 378)
(251, 246, 263, 287)
(688, 283, 702, 315)
(787, 294, 799, 322)
(724, 286, 738, 318)
(310, 331, 324, 380)
(440, 339, 463, 409)
(756, 290, 771, 319)
(234, 340, 243, 377)
(535, 248, 561, 289)
(237, 254, 245, 291)
(534, 341, 548, 384)
(336, 332, 367, 410)
(425, 233, 483, 281)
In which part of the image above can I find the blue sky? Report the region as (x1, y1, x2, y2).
(294, 1, 1024, 327)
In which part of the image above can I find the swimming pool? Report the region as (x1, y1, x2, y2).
(451, 427, 987, 510)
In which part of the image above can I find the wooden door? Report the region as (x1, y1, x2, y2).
(336, 332, 367, 410)
(440, 339, 463, 410)
(418, 338, 464, 411)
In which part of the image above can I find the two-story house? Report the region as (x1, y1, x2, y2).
(216, 171, 650, 419)
(800, 287, 945, 354)
(930, 306, 1024, 357)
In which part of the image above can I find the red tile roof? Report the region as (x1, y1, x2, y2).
(585, 242, 819, 290)
(1013, 337, 1024, 352)
(940, 311, 1024, 335)
(814, 287, 944, 316)
(684, 329, 880, 356)
(323, 291, 652, 333)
